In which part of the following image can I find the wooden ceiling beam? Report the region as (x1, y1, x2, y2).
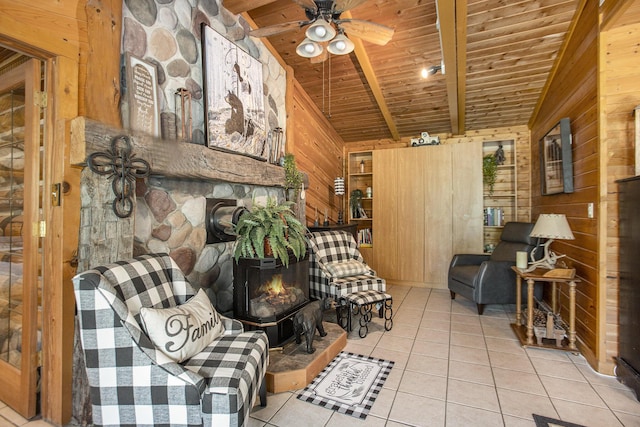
(455, 0, 467, 137)
(225, 0, 278, 15)
(436, 0, 464, 135)
(342, 11, 400, 140)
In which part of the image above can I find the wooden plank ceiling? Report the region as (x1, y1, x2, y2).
(230, 0, 579, 143)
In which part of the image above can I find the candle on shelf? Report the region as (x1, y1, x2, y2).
(516, 251, 528, 269)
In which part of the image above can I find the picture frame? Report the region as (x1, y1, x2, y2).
(201, 24, 268, 160)
(125, 53, 160, 137)
(540, 117, 574, 195)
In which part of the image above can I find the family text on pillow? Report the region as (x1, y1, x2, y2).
(140, 289, 225, 362)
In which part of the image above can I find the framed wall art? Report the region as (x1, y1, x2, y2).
(540, 117, 574, 195)
(202, 24, 268, 160)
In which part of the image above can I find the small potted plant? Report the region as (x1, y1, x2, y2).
(283, 153, 304, 201)
(483, 155, 498, 196)
(233, 197, 307, 267)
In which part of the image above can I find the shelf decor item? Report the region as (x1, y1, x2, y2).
(349, 189, 363, 219)
(232, 198, 307, 267)
(334, 177, 345, 224)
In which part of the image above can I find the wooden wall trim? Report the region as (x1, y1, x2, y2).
(83, 0, 122, 127)
(0, 2, 84, 59)
(41, 55, 80, 426)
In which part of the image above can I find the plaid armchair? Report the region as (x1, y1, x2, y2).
(73, 253, 268, 427)
(308, 230, 386, 301)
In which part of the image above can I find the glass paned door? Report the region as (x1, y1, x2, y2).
(0, 57, 43, 419)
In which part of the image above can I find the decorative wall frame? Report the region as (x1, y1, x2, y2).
(125, 53, 160, 137)
(540, 117, 574, 195)
(202, 24, 268, 160)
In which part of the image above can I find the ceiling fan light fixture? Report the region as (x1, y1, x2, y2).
(327, 33, 355, 55)
(296, 38, 323, 58)
(306, 19, 336, 42)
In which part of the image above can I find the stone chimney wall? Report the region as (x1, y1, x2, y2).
(76, 0, 289, 316)
(121, 0, 286, 145)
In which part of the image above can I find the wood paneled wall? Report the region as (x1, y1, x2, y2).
(601, 21, 640, 371)
(289, 79, 345, 226)
(529, 0, 601, 369)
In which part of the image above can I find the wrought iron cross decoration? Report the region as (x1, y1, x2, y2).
(87, 135, 150, 218)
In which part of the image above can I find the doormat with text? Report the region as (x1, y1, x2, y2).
(297, 351, 394, 419)
(533, 414, 587, 427)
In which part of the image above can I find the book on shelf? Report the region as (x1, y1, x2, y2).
(357, 207, 368, 218)
(484, 207, 504, 226)
(358, 228, 372, 247)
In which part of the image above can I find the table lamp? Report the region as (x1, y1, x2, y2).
(527, 213, 575, 270)
(334, 177, 345, 224)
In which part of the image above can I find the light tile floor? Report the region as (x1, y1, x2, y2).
(1, 285, 639, 427)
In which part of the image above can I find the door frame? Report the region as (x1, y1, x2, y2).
(0, 39, 80, 425)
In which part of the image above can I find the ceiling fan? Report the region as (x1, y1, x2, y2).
(249, 0, 394, 59)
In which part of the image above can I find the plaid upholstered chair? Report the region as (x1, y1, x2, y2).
(73, 253, 268, 427)
(308, 231, 387, 325)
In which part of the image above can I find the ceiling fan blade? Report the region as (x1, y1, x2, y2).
(334, 0, 369, 13)
(338, 19, 394, 45)
(292, 0, 318, 11)
(249, 21, 306, 38)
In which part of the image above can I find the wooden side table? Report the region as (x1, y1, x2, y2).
(511, 266, 581, 352)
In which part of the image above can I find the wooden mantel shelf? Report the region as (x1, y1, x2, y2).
(69, 116, 286, 187)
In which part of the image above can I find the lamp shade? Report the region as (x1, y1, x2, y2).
(530, 214, 575, 240)
(327, 33, 355, 55)
(296, 38, 323, 58)
(306, 20, 336, 42)
(334, 177, 345, 195)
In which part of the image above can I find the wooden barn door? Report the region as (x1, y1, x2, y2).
(0, 57, 44, 418)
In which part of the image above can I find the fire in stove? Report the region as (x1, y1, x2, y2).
(250, 274, 306, 318)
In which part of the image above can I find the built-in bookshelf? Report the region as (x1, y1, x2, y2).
(347, 151, 374, 254)
(483, 140, 517, 252)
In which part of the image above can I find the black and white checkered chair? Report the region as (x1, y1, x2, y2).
(308, 231, 386, 322)
(73, 253, 268, 427)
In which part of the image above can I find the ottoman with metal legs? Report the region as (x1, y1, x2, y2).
(339, 289, 393, 338)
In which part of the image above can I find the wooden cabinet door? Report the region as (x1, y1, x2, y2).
(423, 146, 453, 287)
(452, 142, 483, 254)
(373, 149, 398, 280)
(373, 144, 482, 288)
(396, 148, 425, 283)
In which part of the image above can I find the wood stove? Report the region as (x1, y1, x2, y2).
(233, 253, 310, 347)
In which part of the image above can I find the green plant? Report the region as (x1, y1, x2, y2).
(483, 155, 498, 195)
(349, 189, 363, 218)
(233, 198, 307, 267)
(283, 153, 303, 199)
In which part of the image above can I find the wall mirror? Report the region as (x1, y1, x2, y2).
(540, 117, 574, 195)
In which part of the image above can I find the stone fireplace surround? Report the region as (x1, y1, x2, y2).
(73, 117, 298, 316)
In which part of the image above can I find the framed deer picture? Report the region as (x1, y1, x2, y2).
(202, 24, 268, 160)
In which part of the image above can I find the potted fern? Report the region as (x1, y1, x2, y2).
(233, 198, 307, 267)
